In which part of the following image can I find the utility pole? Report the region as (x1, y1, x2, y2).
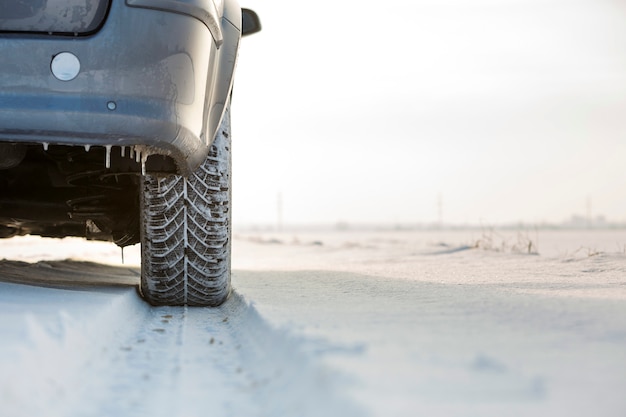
(586, 195, 592, 229)
(277, 191, 283, 232)
(437, 193, 443, 229)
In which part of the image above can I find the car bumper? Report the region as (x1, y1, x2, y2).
(0, 0, 233, 175)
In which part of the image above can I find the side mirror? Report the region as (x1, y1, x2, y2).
(242, 8, 261, 36)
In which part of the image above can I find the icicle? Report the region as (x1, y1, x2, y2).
(120, 146, 126, 157)
(105, 145, 112, 169)
(141, 152, 148, 176)
(121, 247, 125, 264)
(129, 147, 134, 159)
(135, 147, 141, 163)
(84, 145, 91, 152)
(42, 142, 49, 151)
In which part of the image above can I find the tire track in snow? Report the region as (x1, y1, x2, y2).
(0, 260, 361, 417)
(103, 292, 361, 417)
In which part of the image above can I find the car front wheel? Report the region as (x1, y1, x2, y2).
(139, 108, 232, 306)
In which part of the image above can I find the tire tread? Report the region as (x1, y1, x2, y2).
(140, 110, 231, 306)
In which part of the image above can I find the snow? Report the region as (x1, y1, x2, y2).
(0, 230, 625, 416)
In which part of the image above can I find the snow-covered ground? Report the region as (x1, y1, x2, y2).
(1, 230, 625, 416)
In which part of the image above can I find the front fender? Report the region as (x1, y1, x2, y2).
(203, 0, 242, 149)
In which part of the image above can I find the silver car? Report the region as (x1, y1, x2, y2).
(0, 0, 260, 306)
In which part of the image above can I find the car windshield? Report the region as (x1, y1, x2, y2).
(0, 0, 110, 34)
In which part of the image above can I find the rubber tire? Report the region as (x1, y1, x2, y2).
(139, 108, 232, 306)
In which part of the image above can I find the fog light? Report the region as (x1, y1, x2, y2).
(51, 52, 80, 81)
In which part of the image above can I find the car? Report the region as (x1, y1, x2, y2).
(0, 0, 261, 306)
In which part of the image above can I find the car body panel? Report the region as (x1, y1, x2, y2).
(0, 0, 242, 176)
(126, 0, 224, 47)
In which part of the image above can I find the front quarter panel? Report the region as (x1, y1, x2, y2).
(0, 0, 242, 176)
(205, 2, 241, 145)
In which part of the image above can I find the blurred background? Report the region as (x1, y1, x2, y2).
(231, 0, 626, 229)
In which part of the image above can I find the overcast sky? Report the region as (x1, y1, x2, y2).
(232, 0, 626, 227)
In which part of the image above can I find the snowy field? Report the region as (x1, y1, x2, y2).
(1, 229, 625, 416)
